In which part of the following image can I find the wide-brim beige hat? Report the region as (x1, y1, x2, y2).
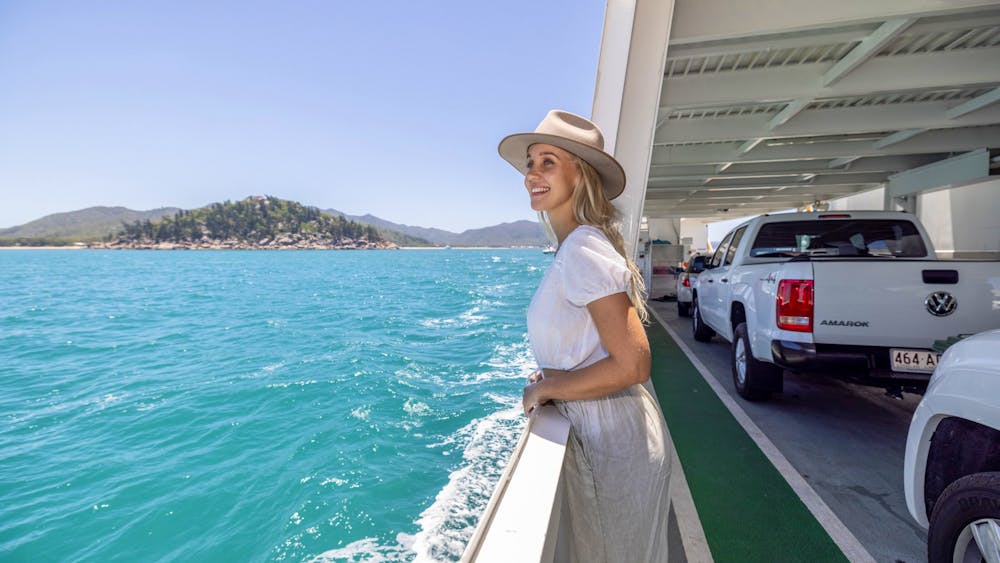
(498, 109, 626, 201)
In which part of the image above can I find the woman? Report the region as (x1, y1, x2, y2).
(498, 110, 672, 562)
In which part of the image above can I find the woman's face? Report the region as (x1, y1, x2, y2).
(524, 143, 579, 215)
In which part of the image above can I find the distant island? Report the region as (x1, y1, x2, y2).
(100, 196, 403, 250)
(0, 196, 550, 248)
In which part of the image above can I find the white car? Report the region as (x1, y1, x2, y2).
(692, 211, 1000, 401)
(904, 328, 1000, 562)
(676, 254, 709, 317)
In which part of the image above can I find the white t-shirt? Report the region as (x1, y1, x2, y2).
(527, 225, 631, 371)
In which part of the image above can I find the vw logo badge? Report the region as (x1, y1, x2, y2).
(925, 291, 957, 317)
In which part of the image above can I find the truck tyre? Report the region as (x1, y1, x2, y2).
(732, 322, 781, 401)
(928, 472, 1000, 563)
(692, 298, 714, 342)
(678, 302, 691, 317)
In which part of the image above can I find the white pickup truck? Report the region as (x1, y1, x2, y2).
(691, 211, 1000, 401)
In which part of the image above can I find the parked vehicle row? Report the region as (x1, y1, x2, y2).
(675, 254, 709, 317)
(687, 210, 1000, 401)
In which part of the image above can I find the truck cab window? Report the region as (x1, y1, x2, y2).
(711, 232, 735, 268)
(725, 227, 747, 266)
(749, 219, 927, 258)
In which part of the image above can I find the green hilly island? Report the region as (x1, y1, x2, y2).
(1, 197, 549, 248)
(105, 196, 420, 250)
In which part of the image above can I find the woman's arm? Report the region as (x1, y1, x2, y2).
(522, 292, 650, 414)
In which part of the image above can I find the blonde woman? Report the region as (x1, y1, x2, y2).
(499, 110, 671, 562)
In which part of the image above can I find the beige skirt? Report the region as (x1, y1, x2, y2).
(553, 384, 673, 563)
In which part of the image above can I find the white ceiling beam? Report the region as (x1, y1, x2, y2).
(829, 156, 861, 168)
(822, 18, 915, 87)
(648, 163, 721, 175)
(906, 12, 1000, 36)
(646, 202, 866, 214)
(945, 87, 1000, 119)
(738, 138, 765, 154)
(650, 170, 884, 183)
(666, 30, 868, 61)
(668, 0, 1000, 44)
(649, 189, 870, 203)
(648, 156, 942, 181)
(647, 193, 872, 207)
(654, 108, 673, 133)
(659, 47, 1000, 109)
(651, 125, 1000, 165)
(708, 171, 887, 186)
(767, 99, 811, 129)
(648, 155, 934, 172)
(644, 201, 870, 216)
(654, 101, 1000, 144)
(649, 172, 888, 189)
(873, 128, 927, 148)
(647, 197, 857, 206)
(732, 155, 942, 174)
(664, 11, 1000, 63)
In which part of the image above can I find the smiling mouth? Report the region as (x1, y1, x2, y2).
(530, 187, 550, 196)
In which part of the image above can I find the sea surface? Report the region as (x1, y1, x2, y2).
(0, 249, 548, 562)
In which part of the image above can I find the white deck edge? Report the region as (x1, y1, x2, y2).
(460, 405, 570, 563)
(650, 307, 877, 563)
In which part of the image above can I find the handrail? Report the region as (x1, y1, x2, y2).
(460, 405, 571, 563)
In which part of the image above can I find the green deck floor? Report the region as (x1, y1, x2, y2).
(646, 320, 848, 562)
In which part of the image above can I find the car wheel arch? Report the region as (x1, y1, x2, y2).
(731, 302, 747, 334)
(924, 417, 1000, 520)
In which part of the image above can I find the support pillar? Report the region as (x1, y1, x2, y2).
(591, 0, 676, 259)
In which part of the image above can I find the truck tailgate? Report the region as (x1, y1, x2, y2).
(811, 260, 1000, 349)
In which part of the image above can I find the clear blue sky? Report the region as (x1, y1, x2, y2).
(0, 1, 606, 231)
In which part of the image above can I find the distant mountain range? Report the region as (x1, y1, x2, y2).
(324, 209, 549, 247)
(0, 202, 549, 247)
(0, 207, 181, 241)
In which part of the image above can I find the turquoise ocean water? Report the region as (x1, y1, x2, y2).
(0, 249, 547, 562)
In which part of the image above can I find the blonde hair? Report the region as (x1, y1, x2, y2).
(541, 155, 649, 324)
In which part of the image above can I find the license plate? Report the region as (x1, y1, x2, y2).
(890, 348, 942, 373)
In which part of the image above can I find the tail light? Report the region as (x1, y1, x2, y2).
(776, 279, 814, 332)
(681, 274, 691, 287)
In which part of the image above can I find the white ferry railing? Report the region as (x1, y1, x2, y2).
(460, 404, 571, 563)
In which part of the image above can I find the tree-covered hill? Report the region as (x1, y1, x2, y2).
(110, 197, 428, 249)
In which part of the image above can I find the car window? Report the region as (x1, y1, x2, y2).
(688, 255, 708, 273)
(711, 232, 734, 268)
(724, 227, 747, 266)
(748, 219, 928, 258)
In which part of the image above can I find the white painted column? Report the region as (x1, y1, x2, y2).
(591, 0, 676, 259)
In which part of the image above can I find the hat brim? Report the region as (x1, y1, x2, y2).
(498, 132, 626, 201)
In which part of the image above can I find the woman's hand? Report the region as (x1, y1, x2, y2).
(527, 369, 544, 384)
(522, 378, 549, 416)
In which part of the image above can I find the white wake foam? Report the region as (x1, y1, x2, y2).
(409, 399, 524, 562)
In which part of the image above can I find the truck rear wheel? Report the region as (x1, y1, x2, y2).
(732, 322, 781, 401)
(928, 472, 1000, 563)
(692, 298, 715, 342)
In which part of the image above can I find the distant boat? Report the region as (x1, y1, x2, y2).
(444, 245, 453, 250)
(542, 245, 556, 254)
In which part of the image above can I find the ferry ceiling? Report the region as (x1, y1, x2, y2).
(594, 0, 1000, 249)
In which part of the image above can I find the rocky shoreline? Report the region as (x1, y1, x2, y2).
(91, 234, 400, 250)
